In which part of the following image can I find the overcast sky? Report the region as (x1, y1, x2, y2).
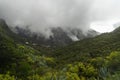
(0, 0, 120, 37)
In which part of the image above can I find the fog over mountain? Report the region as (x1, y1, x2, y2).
(0, 0, 120, 38)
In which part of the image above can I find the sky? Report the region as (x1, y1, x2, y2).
(0, 0, 120, 37)
(90, 19, 120, 33)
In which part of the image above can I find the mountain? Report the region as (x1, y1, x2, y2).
(0, 19, 14, 39)
(0, 19, 55, 79)
(14, 26, 99, 47)
(0, 19, 120, 80)
(52, 26, 120, 64)
(0, 19, 21, 72)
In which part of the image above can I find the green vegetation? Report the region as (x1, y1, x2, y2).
(0, 73, 15, 80)
(0, 20, 120, 80)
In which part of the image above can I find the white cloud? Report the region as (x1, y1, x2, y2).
(0, 0, 120, 36)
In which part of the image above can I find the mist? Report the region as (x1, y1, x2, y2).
(0, 0, 120, 38)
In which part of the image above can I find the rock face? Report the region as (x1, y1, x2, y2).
(14, 26, 99, 47)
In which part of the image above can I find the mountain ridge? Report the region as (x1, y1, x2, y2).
(51, 26, 120, 64)
(14, 26, 99, 47)
(0, 19, 120, 80)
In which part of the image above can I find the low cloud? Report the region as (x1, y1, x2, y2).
(0, 0, 120, 37)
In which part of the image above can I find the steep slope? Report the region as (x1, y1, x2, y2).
(0, 19, 14, 39)
(0, 19, 56, 79)
(53, 27, 120, 64)
(0, 19, 120, 80)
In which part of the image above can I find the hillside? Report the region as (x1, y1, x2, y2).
(52, 27, 120, 64)
(0, 19, 56, 80)
(0, 19, 120, 80)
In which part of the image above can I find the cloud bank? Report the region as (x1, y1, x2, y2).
(0, 0, 120, 37)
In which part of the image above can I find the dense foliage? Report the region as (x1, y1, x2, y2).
(0, 20, 120, 80)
